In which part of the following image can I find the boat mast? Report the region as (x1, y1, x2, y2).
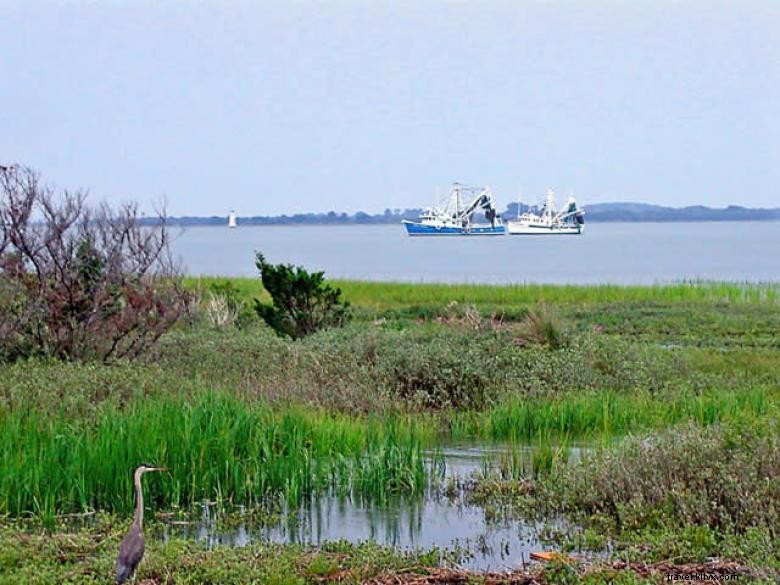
(545, 190, 556, 223)
(455, 183, 461, 221)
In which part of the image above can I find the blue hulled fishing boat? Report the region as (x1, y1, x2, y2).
(402, 183, 505, 236)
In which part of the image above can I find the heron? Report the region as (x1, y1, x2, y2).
(115, 464, 166, 584)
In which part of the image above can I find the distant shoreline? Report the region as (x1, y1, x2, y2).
(155, 202, 780, 227)
(162, 218, 780, 228)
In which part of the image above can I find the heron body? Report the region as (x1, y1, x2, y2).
(115, 465, 165, 584)
(116, 523, 144, 583)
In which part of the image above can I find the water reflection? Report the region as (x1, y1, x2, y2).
(161, 443, 582, 572)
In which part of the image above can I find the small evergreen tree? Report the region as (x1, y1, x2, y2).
(254, 252, 349, 339)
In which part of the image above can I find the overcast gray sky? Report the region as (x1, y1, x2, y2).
(1, 1, 778, 216)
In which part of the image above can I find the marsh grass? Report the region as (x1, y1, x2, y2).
(0, 520, 449, 585)
(4, 382, 771, 523)
(0, 392, 437, 522)
(448, 385, 776, 444)
(185, 278, 780, 314)
(490, 436, 573, 481)
(510, 304, 568, 349)
(3, 278, 780, 537)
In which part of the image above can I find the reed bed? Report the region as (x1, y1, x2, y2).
(0, 392, 436, 523)
(3, 384, 774, 522)
(452, 386, 776, 442)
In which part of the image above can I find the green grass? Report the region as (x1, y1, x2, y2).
(185, 277, 780, 313)
(2, 383, 775, 521)
(0, 392, 438, 522)
(1, 515, 770, 584)
(0, 521, 448, 585)
(2, 278, 780, 579)
(2, 279, 780, 522)
(460, 385, 778, 442)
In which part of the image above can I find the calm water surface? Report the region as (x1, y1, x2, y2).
(171, 222, 779, 284)
(159, 444, 588, 572)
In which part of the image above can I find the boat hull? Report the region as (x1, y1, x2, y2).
(403, 221, 506, 236)
(507, 222, 583, 235)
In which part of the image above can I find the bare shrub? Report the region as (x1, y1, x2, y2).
(431, 301, 495, 332)
(0, 165, 189, 361)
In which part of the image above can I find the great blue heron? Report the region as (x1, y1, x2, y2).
(115, 464, 166, 584)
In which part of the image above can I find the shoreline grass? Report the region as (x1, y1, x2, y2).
(185, 277, 780, 311)
(0, 522, 449, 585)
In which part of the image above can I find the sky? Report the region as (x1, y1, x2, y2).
(1, 1, 778, 216)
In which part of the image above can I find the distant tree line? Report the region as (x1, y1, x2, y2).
(151, 202, 780, 226)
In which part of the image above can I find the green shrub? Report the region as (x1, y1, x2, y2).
(561, 423, 780, 533)
(254, 253, 349, 339)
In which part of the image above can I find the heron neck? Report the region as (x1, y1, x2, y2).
(133, 471, 144, 529)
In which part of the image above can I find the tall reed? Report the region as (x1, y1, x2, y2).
(450, 386, 775, 442)
(0, 392, 437, 521)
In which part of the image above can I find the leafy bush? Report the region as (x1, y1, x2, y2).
(562, 423, 780, 533)
(254, 252, 349, 339)
(366, 327, 513, 410)
(0, 166, 189, 361)
(379, 345, 490, 410)
(139, 323, 691, 413)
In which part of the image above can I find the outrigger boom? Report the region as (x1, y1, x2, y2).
(403, 183, 505, 236)
(507, 190, 585, 235)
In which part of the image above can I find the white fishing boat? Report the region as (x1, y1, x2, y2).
(507, 190, 585, 235)
(403, 183, 505, 236)
(228, 210, 237, 228)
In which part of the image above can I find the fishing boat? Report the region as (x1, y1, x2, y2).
(403, 183, 505, 236)
(228, 210, 237, 228)
(507, 190, 585, 235)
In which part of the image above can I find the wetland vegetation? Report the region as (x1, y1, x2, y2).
(1, 275, 779, 583)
